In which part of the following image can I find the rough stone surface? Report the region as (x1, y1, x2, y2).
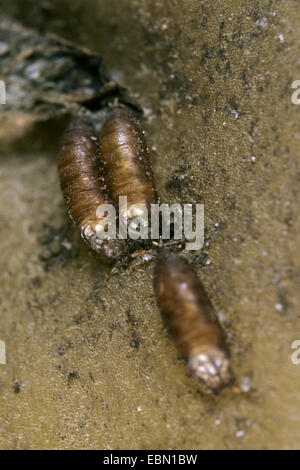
(0, 0, 299, 449)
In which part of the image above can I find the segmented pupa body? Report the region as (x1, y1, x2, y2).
(154, 249, 232, 391)
(57, 119, 127, 260)
(99, 107, 158, 232)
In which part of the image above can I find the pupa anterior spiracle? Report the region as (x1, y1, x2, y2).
(98, 106, 158, 232)
(153, 249, 232, 391)
(57, 118, 127, 260)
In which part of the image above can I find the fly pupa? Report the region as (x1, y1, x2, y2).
(154, 249, 232, 391)
(98, 106, 157, 237)
(57, 119, 127, 260)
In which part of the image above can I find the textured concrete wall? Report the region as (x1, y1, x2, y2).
(0, 0, 299, 449)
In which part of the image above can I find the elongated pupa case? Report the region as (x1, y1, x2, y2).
(154, 249, 232, 390)
(57, 119, 127, 259)
(99, 107, 157, 226)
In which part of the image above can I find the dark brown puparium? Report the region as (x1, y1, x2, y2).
(154, 249, 232, 390)
(58, 119, 127, 259)
(99, 107, 157, 225)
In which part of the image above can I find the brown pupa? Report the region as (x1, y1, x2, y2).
(154, 249, 232, 391)
(99, 107, 158, 233)
(57, 119, 127, 260)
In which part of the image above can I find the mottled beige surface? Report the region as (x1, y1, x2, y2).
(0, 0, 299, 449)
